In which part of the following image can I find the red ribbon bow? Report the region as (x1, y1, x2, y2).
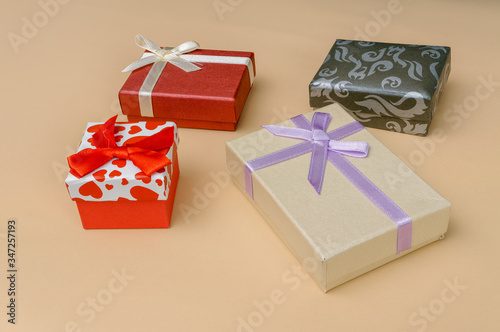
(68, 116, 174, 178)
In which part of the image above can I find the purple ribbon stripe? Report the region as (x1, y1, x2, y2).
(243, 112, 412, 253)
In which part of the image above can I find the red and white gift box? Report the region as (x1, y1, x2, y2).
(65, 117, 179, 229)
(119, 35, 255, 131)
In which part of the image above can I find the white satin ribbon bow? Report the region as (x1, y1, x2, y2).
(122, 35, 202, 73)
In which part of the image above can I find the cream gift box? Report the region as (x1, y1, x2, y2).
(225, 103, 450, 291)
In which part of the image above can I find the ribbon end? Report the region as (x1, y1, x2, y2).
(244, 164, 254, 200)
(135, 34, 160, 52)
(169, 59, 202, 72)
(396, 222, 412, 253)
(309, 178, 322, 195)
(183, 66, 202, 73)
(122, 63, 138, 73)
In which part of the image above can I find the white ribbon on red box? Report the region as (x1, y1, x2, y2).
(123, 35, 255, 117)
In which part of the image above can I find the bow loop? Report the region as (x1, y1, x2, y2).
(310, 112, 331, 132)
(135, 34, 162, 54)
(92, 116, 118, 148)
(170, 41, 200, 55)
(68, 117, 174, 178)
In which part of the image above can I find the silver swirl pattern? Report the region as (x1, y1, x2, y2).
(309, 39, 451, 135)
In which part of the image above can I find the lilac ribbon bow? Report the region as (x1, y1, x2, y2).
(244, 112, 412, 253)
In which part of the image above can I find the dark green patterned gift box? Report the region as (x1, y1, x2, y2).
(309, 40, 451, 136)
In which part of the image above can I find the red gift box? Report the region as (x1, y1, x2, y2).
(119, 37, 255, 131)
(65, 117, 179, 229)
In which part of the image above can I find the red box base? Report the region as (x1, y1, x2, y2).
(126, 115, 236, 131)
(75, 154, 180, 229)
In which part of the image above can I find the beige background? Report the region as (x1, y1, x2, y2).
(1, 0, 499, 331)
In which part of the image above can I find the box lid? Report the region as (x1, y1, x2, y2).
(309, 39, 451, 123)
(119, 49, 255, 124)
(65, 121, 178, 202)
